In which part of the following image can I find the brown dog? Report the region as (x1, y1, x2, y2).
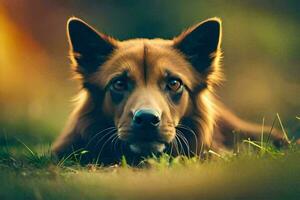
(52, 17, 288, 164)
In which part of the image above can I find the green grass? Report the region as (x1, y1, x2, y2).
(0, 138, 300, 200)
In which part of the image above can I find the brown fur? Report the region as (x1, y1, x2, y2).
(52, 17, 288, 165)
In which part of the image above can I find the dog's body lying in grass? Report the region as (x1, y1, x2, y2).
(52, 17, 288, 165)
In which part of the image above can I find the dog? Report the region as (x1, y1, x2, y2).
(52, 17, 289, 165)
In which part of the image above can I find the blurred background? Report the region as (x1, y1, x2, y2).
(0, 0, 299, 145)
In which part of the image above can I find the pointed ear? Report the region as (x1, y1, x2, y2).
(174, 18, 222, 73)
(67, 17, 116, 75)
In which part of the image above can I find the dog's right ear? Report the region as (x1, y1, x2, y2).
(174, 18, 222, 74)
(67, 17, 116, 76)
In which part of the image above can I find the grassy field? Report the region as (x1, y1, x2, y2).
(0, 136, 300, 200)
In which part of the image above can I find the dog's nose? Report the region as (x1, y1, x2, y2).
(132, 109, 161, 128)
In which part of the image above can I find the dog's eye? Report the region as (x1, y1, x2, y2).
(166, 78, 182, 92)
(112, 79, 127, 91)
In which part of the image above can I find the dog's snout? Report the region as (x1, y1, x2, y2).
(132, 109, 161, 128)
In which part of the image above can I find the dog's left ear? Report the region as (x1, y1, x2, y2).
(174, 18, 222, 73)
(67, 17, 117, 76)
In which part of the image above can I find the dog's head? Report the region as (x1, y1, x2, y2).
(67, 17, 222, 155)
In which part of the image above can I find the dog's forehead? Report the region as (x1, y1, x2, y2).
(94, 39, 198, 87)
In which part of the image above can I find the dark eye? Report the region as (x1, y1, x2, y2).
(166, 78, 182, 92)
(112, 79, 127, 91)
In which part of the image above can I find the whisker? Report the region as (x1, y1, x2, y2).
(177, 130, 191, 158)
(175, 134, 185, 157)
(173, 137, 180, 156)
(169, 141, 174, 156)
(176, 130, 190, 150)
(94, 129, 118, 147)
(113, 135, 121, 155)
(175, 132, 184, 155)
(176, 129, 191, 157)
(177, 124, 199, 155)
(86, 127, 116, 148)
(96, 131, 118, 164)
(110, 135, 118, 152)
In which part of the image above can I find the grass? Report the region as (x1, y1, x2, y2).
(0, 116, 300, 200)
(1, 141, 299, 200)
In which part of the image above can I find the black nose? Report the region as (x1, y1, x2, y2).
(132, 109, 161, 128)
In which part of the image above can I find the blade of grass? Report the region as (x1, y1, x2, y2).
(276, 113, 290, 142)
(243, 140, 284, 156)
(248, 138, 251, 154)
(15, 138, 35, 157)
(57, 148, 84, 167)
(121, 155, 128, 168)
(261, 117, 265, 151)
(266, 115, 277, 145)
(208, 150, 222, 158)
(243, 139, 264, 150)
